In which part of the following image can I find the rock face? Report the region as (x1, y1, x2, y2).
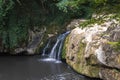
(26, 27, 46, 55)
(63, 15, 120, 80)
(13, 27, 46, 55)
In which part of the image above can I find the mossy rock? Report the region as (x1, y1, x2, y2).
(101, 68, 120, 80)
(62, 35, 69, 59)
(64, 32, 100, 78)
(72, 42, 100, 78)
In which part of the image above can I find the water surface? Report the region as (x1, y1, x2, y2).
(0, 56, 96, 80)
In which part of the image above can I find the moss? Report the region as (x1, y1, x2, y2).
(79, 14, 120, 28)
(101, 68, 120, 80)
(74, 61, 100, 77)
(79, 18, 105, 28)
(108, 41, 120, 51)
(73, 42, 100, 77)
(62, 35, 69, 59)
(62, 45, 66, 59)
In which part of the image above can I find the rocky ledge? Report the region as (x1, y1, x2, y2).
(63, 15, 120, 80)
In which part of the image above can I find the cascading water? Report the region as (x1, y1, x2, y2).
(49, 31, 70, 60)
(41, 31, 70, 62)
(42, 39, 51, 56)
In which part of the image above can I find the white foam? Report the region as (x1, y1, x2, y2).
(39, 58, 56, 61)
(38, 58, 62, 63)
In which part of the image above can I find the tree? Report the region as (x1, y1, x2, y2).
(0, 0, 14, 50)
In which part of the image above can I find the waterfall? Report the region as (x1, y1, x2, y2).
(41, 31, 70, 62)
(42, 39, 51, 56)
(49, 31, 70, 60)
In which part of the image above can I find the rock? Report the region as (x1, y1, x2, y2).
(13, 27, 46, 55)
(0, 26, 46, 55)
(101, 25, 120, 69)
(14, 48, 26, 54)
(66, 19, 86, 30)
(63, 15, 120, 80)
(26, 28, 46, 54)
(100, 68, 120, 80)
(48, 34, 54, 37)
(65, 27, 102, 77)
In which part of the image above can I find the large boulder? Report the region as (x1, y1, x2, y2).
(64, 15, 120, 80)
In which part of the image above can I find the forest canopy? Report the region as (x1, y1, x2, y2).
(0, 0, 120, 51)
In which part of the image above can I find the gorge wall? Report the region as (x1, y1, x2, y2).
(63, 15, 120, 80)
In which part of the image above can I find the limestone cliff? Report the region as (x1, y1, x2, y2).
(63, 14, 120, 80)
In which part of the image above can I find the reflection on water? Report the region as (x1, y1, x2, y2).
(41, 72, 85, 80)
(0, 56, 96, 80)
(38, 58, 62, 63)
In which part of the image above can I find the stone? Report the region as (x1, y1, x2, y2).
(63, 15, 120, 79)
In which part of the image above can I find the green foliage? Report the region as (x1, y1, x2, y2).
(0, 0, 14, 49)
(57, 0, 89, 12)
(56, 0, 93, 18)
(0, 0, 14, 18)
(79, 13, 120, 28)
(8, 25, 28, 48)
(0, 0, 14, 28)
(56, 0, 120, 19)
(56, 0, 107, 18)
(0, 0, 120, 52)
(93, 0, 120, 14)
(79, 18, 104, 28)
(0, 0, 71, 51)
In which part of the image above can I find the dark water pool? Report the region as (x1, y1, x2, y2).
(0, 56, 99, 80)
